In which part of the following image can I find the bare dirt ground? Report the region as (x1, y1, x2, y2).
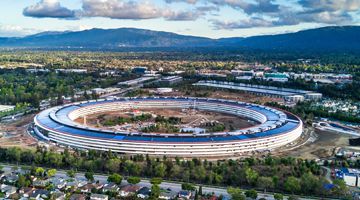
(156, 89, 283, 105)
(75, 108, 256, 133)
(275, 128, 351, 159)
(0, 114, 37, 149)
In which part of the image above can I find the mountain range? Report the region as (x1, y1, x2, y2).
(1, 26, 360, 52)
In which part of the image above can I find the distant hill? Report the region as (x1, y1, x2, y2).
(1, 26, 360, 52)
(237, 26, 360, 51)
(0, 28, 216, 48)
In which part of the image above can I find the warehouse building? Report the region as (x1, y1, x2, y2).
(193, 80, 322, 102)
(159, 76, 183, 85)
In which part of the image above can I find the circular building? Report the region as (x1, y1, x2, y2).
(33, 97, 303, 157)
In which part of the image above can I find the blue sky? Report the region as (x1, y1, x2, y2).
(0, 0, 359, 38)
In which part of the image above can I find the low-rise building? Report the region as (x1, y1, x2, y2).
(69, 194, 87, 200)
(118, 76, 158, 87)
(159, 76, 183, 85)
(132, 67, 147, 74)
(90, 194, 109, 200)
(285, 95, 305, 103)
(178, 190, 192, 200)
(102, 183, 119, 193)
(156, 88, 173, 94)
(51, 191, 66, 200)
(29, 189, 50, 200)
(137, 187, 151, 199)
(159, 190, 177, 200)
(0, 184, 17, 198)
(19, 187, 35, 198)
(263, 72, 289, 82)
(305, 93, 323, 101)
(0, 105, 15, 113)
(119, 185, 141, 197)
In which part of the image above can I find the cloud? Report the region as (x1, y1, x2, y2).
(165, 10, 202, 21)
(211, 17, 273, 29)
(22, 0, 360, 30)
(299, 0, 360, 12)
(0, 24, 40, 37)
(23, 0, 76, 18)
(23, 0, 208, 21)
(165, 0, 198, 4)
(211, 0, 359, 30)
(208, 0, 280, 14)
(80, 0, 165, 19)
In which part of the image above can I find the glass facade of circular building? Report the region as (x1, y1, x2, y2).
(33, 97, 303, 158)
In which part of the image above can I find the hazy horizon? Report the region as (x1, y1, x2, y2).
(1, 0, 360, 38)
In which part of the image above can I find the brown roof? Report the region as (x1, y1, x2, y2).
(69, 194, 87, 200)
(120, 185, 141, 193)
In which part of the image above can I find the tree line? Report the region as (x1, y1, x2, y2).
(0, 147, 349, 198)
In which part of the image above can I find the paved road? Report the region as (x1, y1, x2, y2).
(321, 166, 333, 183)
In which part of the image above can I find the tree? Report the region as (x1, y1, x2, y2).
(198, 185, 203, 196)
(85, 171, 94, 182)
(194, 166, 207, 182)
(274, 193, 283, 200)
(47, 169, 57, 177)
(194, 189, 199, 200)
(245, 189, 258, 199)
(127, 176, 141, 185)
(257, 176, 274, 193)
(288, 195, 299, 200)
(300, 172, 319, 195)
(332, 179, 349, 197)
(150, 177, 162, 185)
(154, 163, 167, 177)
(107, 173, 122, 185)
(150, 184, 160, 199)
(181, 183, 196, 191)
(245, 168, 258, 185)
(16, 175, 27, 187)
(105, 158, 121, 173)
(227, 187, 245, 200)
(36, 167, 45, 177)
(7, 147, 21, 163)
(67, 170, 75, 178)
(284, 176, 301, 194)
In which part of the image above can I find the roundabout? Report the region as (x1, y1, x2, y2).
(33, 97, 303, 157)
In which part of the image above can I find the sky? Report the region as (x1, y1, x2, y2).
(0, 0, 360, 38)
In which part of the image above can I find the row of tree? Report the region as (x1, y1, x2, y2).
(0, 147, 349, 198)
